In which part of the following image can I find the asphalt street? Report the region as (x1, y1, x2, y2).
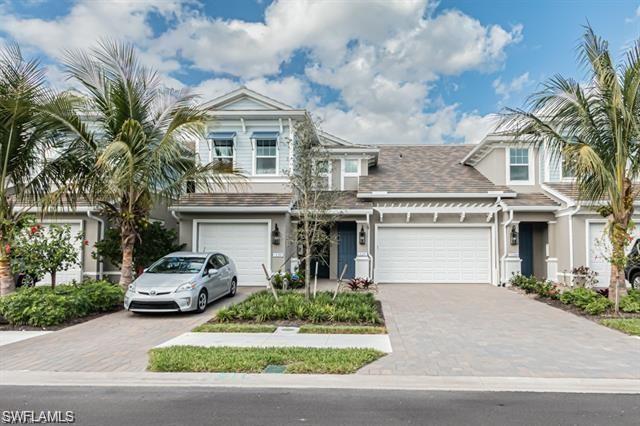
(0, 386, 639, 425)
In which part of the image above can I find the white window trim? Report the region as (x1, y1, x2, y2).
(341, 158, 361, 190)
(252, 137, 279, 176)
(210, 137, 236, 168)
(560, 156, 577, 182)
(506, 147, 535, 185)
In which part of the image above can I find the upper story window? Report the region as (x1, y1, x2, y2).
(561, 156, 575, 179)
(507, 147, 533, 184)
(208, 132, 235, 169)
(255, 139, 278, 175)
(343, 159, 359, 175)
(212, 139, 234, 168)
(315, 160, 331, 189)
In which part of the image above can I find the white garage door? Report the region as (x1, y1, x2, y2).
(196, 221, 269, 286)
(39, 222, 83, 285)
(588, 222, 640, 286)
(375, 226, 492, 283)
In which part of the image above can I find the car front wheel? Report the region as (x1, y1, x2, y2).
(196, 290, 208, 313)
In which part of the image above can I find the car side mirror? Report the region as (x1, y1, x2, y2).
(206, 268, 218, 276)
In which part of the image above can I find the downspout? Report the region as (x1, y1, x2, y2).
(366, 213, 373, 280)
(494, 197, 501, 286)
(171, 210, 180, 222)
(499, 201, 513, 285)
(87, 210, 105, 280)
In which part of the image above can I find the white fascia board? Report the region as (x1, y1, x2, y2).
(208, 110, 306, 119)
(13, 206, 98, 213)
(374, 206, 499, 214)
(290, 209, 373, 216)
(357, 192, 518, 199)
(502, 205, 560, 212)
(170, 206, 290, 213)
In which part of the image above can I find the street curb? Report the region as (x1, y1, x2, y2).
(1, 371, 639, 394)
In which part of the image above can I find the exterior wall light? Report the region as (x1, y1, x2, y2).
(272, 224, 281, 245)
(359, 225, 366, 245)
(510, 225, 519, 246)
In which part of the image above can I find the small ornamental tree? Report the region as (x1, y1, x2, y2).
(287, 117, 338, 299)
(11, 224, 82, 288)
(93, 221, 185, 275)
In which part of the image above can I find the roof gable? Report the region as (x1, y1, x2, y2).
(206, 87, 294, 111)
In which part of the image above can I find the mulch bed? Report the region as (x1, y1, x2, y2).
(0, 306, 123, 332)
(509, 286, 640, 323)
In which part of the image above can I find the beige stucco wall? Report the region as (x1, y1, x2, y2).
(475, 148, 506, 185)
(177, 212, 290, 275)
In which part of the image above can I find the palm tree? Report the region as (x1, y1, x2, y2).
(0, 44, 71, 295)
(45, 41, 231, 288)
(501, 26, 640, 308)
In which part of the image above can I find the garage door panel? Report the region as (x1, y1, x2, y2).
(197, 222, 269, 286)
(376, 226, 492, 283)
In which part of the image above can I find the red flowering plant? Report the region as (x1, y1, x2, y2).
(346, 277, 376, 292)
(10, 224, 82, 289)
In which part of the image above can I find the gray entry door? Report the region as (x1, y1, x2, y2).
(337, 222, 357, 279)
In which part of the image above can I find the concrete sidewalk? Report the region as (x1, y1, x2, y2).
(156, 332, 393, 352)
(1, 370, 639, 394)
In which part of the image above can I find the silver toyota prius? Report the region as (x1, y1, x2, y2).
(124, 252, 238, 313)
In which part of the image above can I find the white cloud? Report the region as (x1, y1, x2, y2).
(0, 0, 522, 144)
(492, 72, 531, 101)
(453, 112, 498, 144)
(192, 76, 309, 107)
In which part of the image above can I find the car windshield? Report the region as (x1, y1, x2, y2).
(146, 257, 205, 274)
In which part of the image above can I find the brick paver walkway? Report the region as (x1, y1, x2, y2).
(0, 288, 256, 372)
(359, 284, 640, 378)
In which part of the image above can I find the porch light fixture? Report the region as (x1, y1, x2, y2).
(510, 225, 519, 246)
(359, 226, 366, 245)
(272, 224, 281, 245)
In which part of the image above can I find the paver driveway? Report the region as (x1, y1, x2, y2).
(359, 284, 640, 378)
(0, 287, 256, 372)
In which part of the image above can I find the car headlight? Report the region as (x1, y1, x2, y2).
(176, 282, 196, 292)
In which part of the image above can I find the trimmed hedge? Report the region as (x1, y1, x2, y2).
(620, 289, 640, 313)
(0, 280, 124, 326)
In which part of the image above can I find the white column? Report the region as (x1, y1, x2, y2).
(546, 220, 558, 282)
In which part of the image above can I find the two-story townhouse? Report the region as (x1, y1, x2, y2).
(171, 87, 638, 288)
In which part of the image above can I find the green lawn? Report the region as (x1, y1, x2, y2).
(148, 346, 384, 374)
(600, 318, 640, 336)
(192, 323, 277, 333)
(298, 325, 387, 334)
(214, 291, 382, 325)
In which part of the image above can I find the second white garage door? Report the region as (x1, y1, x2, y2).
(588, 221, 640, 286)
(375, 226, 492, 283)
(196, 221, 270, 286)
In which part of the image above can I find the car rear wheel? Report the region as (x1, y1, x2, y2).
(196, 290, 208, 313)
(632, 272, 640, 289)
(228, 278, 237, 297)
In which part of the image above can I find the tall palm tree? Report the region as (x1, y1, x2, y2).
(502, 26, 640, 307)
(45, 41, 231, 288)
(0, 44, 71, 295)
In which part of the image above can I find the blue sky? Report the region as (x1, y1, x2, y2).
(0, 0, 637, 144)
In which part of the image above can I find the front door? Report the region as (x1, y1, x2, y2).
(519, 223, 534, 277)
(337, 222, 357, 279)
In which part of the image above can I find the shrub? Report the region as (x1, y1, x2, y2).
(620, 289, 640, 313)
(509, 274, 559, 299)
(215, 290, 381, 325)
(0, 280, 124, 326)
(271, 271, 305, 290)
(559, 287, 612, 315)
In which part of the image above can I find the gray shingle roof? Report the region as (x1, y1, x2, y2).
(176, 193, 292, 207)
(546, 183, 640, 202)
(359, 145, 512, 194)
(502, 193, 560, 207)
